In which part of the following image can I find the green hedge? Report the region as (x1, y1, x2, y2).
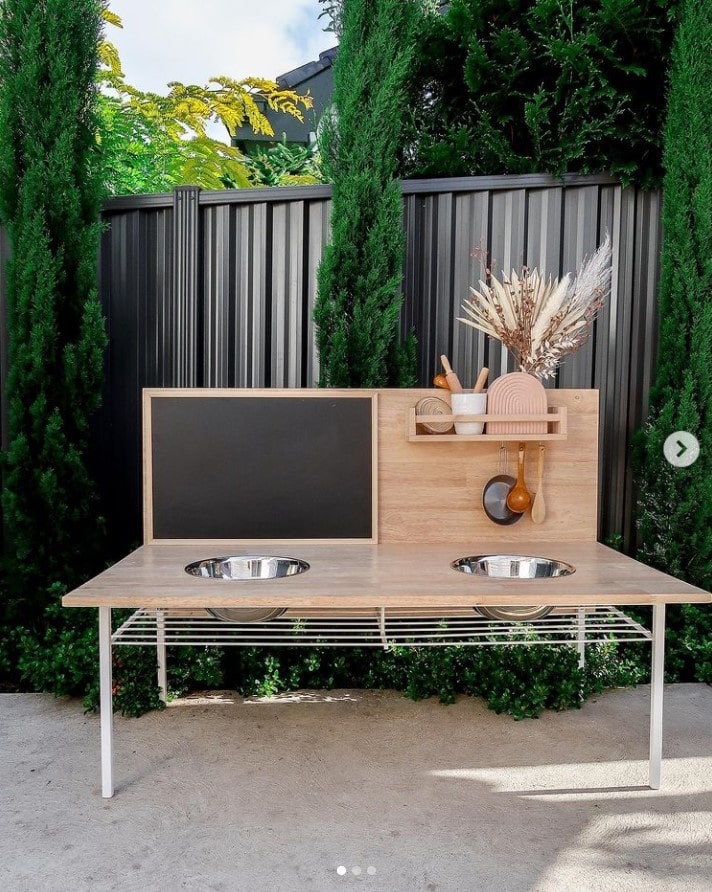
(405, 0, 677, 186)
(6, 614, 649, 721)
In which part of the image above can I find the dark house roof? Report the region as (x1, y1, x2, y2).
(277, 46, 338, 91)
(231, 46, 338, 149)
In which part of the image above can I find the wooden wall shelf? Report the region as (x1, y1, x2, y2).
(406, 405, 568, 442)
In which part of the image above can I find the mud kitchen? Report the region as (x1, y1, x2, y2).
(62, 384, 711, 798)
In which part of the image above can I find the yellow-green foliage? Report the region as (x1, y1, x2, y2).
(98, 7, 313, 193)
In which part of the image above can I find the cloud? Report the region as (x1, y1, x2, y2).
(107, 1, 333, 94)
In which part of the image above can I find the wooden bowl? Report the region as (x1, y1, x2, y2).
(414, 397, 454, 434)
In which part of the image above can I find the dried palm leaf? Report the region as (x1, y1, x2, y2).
(457, 235, 612, 379)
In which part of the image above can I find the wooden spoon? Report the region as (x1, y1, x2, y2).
(473, 367, 489, 393)
(506, 443, 532, 514)
(531, 444, 546, 524)
(433, 373, 450, 390)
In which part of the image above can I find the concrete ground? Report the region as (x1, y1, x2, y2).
(1, 686, 711, 892)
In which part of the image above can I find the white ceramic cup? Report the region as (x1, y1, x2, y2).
(451, 391, 487, 435)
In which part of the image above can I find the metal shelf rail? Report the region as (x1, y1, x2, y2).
(112, 606, 652, 650)
(98, 604, 662, 798)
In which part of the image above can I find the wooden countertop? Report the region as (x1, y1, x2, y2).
(62, 541, 711, 609)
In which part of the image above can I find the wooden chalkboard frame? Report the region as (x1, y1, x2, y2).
(142, 389, 379, 545)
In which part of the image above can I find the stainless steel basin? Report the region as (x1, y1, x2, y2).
(184, 555, 309, 622)
(451, 554, 575, 621)
(452, 555, 575, 579)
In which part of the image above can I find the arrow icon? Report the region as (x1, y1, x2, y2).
(664, 431, 700, 467)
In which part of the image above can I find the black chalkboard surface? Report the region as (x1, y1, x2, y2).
(147, 393, 376, 541)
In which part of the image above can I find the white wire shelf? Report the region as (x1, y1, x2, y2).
(112, 606, 652, 650)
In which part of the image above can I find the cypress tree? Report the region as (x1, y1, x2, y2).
(314, 0, 417, 387)
(635, 0, 712, 680)
(0, 2, 106, 635)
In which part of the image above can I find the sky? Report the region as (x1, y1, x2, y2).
(107, 1, 335, 140)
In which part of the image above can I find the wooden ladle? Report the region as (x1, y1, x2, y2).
(506, 443, 532, 514)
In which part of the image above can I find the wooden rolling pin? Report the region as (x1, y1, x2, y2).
(440, 355, 463, 393)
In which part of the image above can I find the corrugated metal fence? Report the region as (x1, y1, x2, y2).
(15, 174, 664, 549)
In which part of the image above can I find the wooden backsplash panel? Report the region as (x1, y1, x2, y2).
(377, 389, 598, 543)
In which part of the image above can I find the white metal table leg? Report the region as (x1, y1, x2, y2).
(576, 607, 586, 669)
(156, 609, 168, 704)
(99, 606, 114, 798)
(649, 603, 666, 790)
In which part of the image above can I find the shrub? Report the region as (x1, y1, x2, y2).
(222, 635, 647, 720)
(405, 0, 677, 186)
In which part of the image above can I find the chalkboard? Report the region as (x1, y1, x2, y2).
(146, 392, 377, 541)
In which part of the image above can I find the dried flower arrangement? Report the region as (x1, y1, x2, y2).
(458, 235, 612, 379)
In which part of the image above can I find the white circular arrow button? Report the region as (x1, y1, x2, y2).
(664, 431, 700, 468)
